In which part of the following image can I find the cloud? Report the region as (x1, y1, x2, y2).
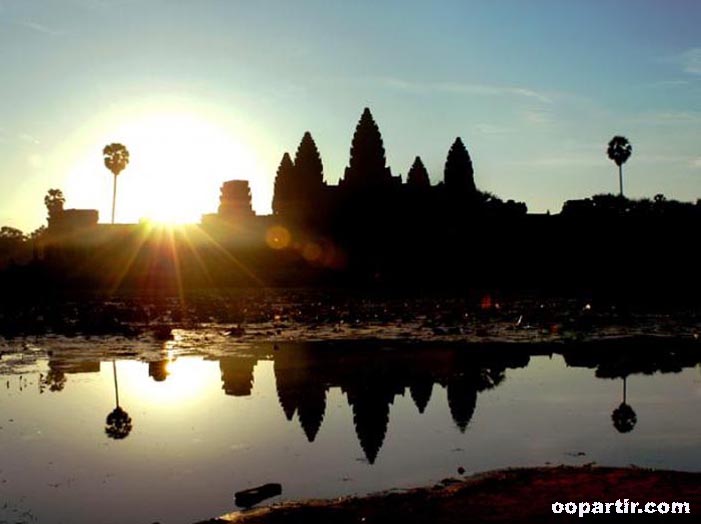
(17, 20, 63, 36)
(523, 109, 553, 125)
(434, 82, 552, 103)
(678, 48, 701, 75)
(378, 77, 552, 103)
(692, 158, 701, 168)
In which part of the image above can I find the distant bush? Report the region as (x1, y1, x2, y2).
(560, 194, 701, 219)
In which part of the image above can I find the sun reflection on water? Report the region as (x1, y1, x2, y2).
(117, 357, 216, 407)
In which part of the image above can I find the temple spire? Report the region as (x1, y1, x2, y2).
(271, 132, 326, 224)
(444, 137, 475, 193)
(294, 131, 324, 190)
(343, 108, 392, 187)
(272, 152, 294, 215)
(407, 156, 430, 188)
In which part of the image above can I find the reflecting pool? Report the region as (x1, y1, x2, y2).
(1, 337, 700, 523)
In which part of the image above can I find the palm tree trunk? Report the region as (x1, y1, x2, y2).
(623, 377, 627, 404)
(619, 165, 623, 197)
(113, 360, 120, 407)
(111, 174, 117, 224)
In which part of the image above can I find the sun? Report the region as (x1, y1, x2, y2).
(64, 102, 269, 225)
(111, 112, 250, 224)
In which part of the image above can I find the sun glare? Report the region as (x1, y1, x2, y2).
(64, 103, 268, 225)
(118, 355, 216, 408)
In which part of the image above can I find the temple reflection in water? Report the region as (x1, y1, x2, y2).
(214, 344, 530, 463)
(39, 340, 701, 464)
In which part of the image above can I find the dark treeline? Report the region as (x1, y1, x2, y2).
(2, 108, 701, 301)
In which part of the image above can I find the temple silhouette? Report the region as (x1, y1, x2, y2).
(2, 107, 701, 298)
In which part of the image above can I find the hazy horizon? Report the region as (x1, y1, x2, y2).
(2, 0, 701, 231)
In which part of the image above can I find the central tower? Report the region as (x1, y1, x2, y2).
(341, 108, 394, 188)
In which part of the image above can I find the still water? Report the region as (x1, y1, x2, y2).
(1, 336, 700, 524)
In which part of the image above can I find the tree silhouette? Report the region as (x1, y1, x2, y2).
(44, 188, 65, 222)
(343, 108, 392, 187)
(105, 406, 133, 439)
(607, 136, 632, 197)
(272, 152, 295, 216)
(444, 137, 475, 193)
(30, 226, 46, 241)
(103, 143, 130, 224)
(406, 156, 430, 188)
(0, 226, 25, 242)
(0, 226, 26, 259)
(612, 403, 636, 433)
(105, 361, 133, 440)
(30, 226, 47, 260)
(611, 377, 636, 433)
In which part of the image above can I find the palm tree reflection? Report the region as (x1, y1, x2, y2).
(611, 376, 636, 433)
(105, 360, 133, 440)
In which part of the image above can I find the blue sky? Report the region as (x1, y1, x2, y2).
(1, 0, 700, 230)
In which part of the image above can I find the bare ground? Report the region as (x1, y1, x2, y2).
(197, 466, 701, 523)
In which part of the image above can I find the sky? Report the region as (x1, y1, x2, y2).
(1, 0, 700, 230)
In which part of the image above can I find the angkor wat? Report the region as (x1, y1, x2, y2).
(265, 108, 526, 233)
(2, 107, 701, 298)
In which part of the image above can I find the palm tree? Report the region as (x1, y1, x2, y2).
(607, 136, 632, 198)
(103, 143, 130, 224)
(105, 360, 133, 439)
(105, 406, 132, 439)
(611, 376, 636, 433)
(44, 188, 65, 222)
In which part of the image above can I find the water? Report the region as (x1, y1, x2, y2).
(1, 335, 700, 524)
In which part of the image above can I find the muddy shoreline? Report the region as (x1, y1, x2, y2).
(198, 466, 701, 523)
